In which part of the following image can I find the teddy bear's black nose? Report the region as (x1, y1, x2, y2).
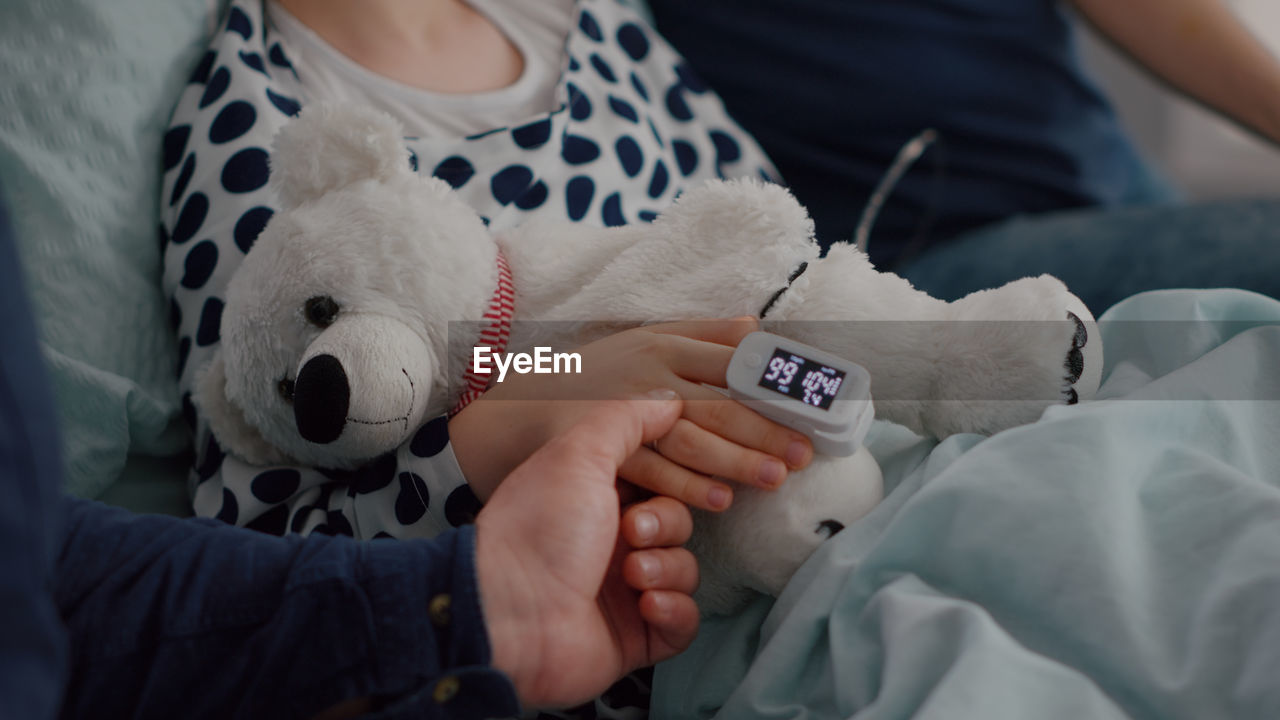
(294, 354, 350, 444)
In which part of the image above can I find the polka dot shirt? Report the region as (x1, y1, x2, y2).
(161, 0, 777, 543)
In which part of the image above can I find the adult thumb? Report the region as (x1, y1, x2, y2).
(513, 390, 683, 491)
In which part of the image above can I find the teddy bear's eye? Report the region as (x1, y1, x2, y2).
(304, 296, 340, 328)
(815, 519, 844, 538)
(278, 377, 295, 403)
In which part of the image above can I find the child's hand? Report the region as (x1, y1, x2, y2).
(450, 317, 814, 511)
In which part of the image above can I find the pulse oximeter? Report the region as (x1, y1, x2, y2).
(727, 332, 874, 457)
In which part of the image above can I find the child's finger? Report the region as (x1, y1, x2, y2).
(679, 381, 814, 470)
(623, 547, 699, 594)
(639, 590, 700, 664)
(621, 496, 693, 548)
(618, 446, 733, 511)
(652, 417, 788, 491)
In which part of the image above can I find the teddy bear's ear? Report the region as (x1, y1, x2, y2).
(194, 351, 290, 467)
(269, 103, 413, 209)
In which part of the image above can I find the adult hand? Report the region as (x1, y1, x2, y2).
(451, 318, 814, 511)
(475, 393, 700, 709)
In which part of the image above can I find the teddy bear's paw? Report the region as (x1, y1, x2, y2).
(921, 276, 1102, 437)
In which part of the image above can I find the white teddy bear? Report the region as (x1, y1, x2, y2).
(196, 104, 1101, 614)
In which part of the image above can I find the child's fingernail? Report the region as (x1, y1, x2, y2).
(708, 485, 732, 509)
(649, 591, 672, 619)
(758, 458, 786, 488)
(786, 439, 811, 468)
(636, 554, 660, 584)
(645, 388, 679, 401)
(633, 510, 658, 542)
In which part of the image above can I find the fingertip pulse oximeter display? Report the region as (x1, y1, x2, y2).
(728, 332, 874, 457)
(757, 348, 847, 410)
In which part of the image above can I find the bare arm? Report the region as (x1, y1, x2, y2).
(1070, 0, 1280, 145)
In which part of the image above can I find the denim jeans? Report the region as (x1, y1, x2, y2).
(898, 198, 1280, 315)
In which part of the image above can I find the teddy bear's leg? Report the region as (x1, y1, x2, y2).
(762, 243, 1101, 437)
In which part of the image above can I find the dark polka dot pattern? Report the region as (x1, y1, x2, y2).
(195, 297, 223, 347)
(170, 153, 196, 207)
(163, 125, 191, 172)
(566, 175, 595, 221)
(673, 139, 699, 176)
(189, 50, 215, 85)
(562, 135, 601, 165)
(251, 468, 302, 504)
(410, 416, 449, 457)
(346, 452, 398, 495)
(164, 0, 776, 554)
(674, 62, 709, 94)
(491, 164, 534, 205)
(171, 191, 207, 244)
(711, 129, 742, 166)
(515, 180, 549, 210)
(608, 95, 638, 123)
(665, 84, 694, 122)
(648, 159, 669, 198)
(210, 101, 256, 144)
(181, 240, 219, 289)
(239, 50, 268, 76)
(432, 155, 475, 189)
(226, 6, 252, 40)
(395, 472, 430, 525)
(245, 503, 290, 535)
(578, 10, 603, 42)
(266, 88, 301, 117)
(233, 206, 273, 253)
(567, 82, 592, 121)
(445, 485, 482, 527)
(200, 67, 230, 109)
(221, 147, 270, 193)
(215, 487, 238, 524)
(268, 43, 293, 73)
(616, 23, 650, 61)
(512, 118, 553, 149)
(615, 136, 643, 177)
(601, 192, 625, 227)
(630, 72, 649, 101)
(590, 53, 617, 83)
(176, 336, 191, 377)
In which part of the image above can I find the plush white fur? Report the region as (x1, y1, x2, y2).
(197, 104, 1103, 614)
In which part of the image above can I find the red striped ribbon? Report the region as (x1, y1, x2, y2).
(449, 250, 514, 416)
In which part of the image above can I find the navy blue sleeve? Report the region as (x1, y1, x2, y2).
(54, 501, 521, 719)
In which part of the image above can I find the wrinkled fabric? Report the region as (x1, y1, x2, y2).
(655, 289, 1280, 720)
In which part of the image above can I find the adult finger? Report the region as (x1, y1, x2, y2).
(642, 316, 759, 347)
(652, 418, 788, 491)
(639, 591, 700, 663)
(678, 382, 814, 470)
(618, 446, 733, 511)
(623, 547, 699, 594)
(527, 391, 684, 486)
(621, 495, 693, 548)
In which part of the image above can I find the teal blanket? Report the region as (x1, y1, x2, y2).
(654, 289, 1280, 719)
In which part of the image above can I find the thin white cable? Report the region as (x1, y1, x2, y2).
(853, 128, 938, 254)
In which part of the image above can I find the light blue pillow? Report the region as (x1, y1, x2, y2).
(0, 0, 223, 499)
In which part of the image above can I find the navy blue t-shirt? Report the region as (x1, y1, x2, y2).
(650, 0, 1175, 268)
